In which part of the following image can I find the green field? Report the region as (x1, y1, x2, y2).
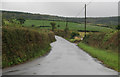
(23, 20, 114, 32)
(78, 42, 118, 71)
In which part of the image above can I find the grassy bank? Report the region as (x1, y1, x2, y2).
(78, 42, 118, 71)
(83, 31, 119, 52)
(76, 31, 119, 71)
(2, 26, 56, 68)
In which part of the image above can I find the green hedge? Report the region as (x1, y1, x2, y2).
(83, 31, 119, 52)
(2, 26, 55, 68)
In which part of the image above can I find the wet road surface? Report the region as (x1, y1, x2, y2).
(3, 36, 118, 75)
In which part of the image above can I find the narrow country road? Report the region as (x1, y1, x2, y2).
(3, 36, 118, 75)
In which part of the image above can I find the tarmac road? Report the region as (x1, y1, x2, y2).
(2, 36, 118, 75)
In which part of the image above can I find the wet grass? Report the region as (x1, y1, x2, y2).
(78, 42, 118, 71)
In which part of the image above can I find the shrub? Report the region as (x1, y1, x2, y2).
(82, 32, 119, 52)
(17, 18, 26, 25)
(71, 32, 79, 39)
(32, 24, 35, 27)
(2, 26, 55, 68)
(50, 22, 56, 31)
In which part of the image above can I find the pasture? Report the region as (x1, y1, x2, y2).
(23, 20, 114, 32)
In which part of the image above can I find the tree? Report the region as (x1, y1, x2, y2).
(57, 25, 60, 27)
(17, 18, 25, 25)
(50, 22, 56, 31)
(2, 19, 5, 26)
(116, 25, 120, 30)
(71, 32, 79, 39)
(64, 22, 69, 34)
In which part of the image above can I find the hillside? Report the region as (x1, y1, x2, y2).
(23, 20, 114, 32)
(1, 10, 118, 29)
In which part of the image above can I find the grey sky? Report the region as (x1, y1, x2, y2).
(1, 2, 119, 17)
(1, 0, 120, 2)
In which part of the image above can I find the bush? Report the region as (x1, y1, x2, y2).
(54, 29, 71, 39)
(50, 22, 56, 31)
(2, 26, 55, 68)
(71, 32, 79, 39)
(116, 25, 120, 30)
(32, 24, 35, 27)
(82, 31, 119, 52)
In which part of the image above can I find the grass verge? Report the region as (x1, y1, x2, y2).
(78, 42, 118, 71)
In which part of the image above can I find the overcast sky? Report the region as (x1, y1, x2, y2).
(1, 0, 120, 17)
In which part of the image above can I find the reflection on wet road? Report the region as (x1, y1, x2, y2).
(3, 36, 118, 75)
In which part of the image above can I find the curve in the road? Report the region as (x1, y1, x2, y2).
(3, 36, 118, 75)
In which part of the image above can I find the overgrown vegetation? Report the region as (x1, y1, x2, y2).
(83, 31, 119, 52)
(78, 42, 118, 71)
(66, 29, 119, 71)
(54, 29, 71, 40)
(17, 18, 26, 25)
(70, 32, 79, 39)
(75, 31, 119, 71)
(50, 22, 56, 31)
(2, 26, 55, 68)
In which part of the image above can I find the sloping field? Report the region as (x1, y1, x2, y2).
(23, 20, 114, 32)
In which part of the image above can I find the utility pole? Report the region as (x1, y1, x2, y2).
(65, 17, 68, 29)
(43, 21, 44, 26)
(66, 20, 68, 28)
(85, 4, 87, 38)
(65, 17, 67, 27)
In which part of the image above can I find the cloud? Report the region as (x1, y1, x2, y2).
(2, 0, 120, 2)
(1, 2, 118, 17)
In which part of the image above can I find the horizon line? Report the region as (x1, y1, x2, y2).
(1, 10, 119, 18)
